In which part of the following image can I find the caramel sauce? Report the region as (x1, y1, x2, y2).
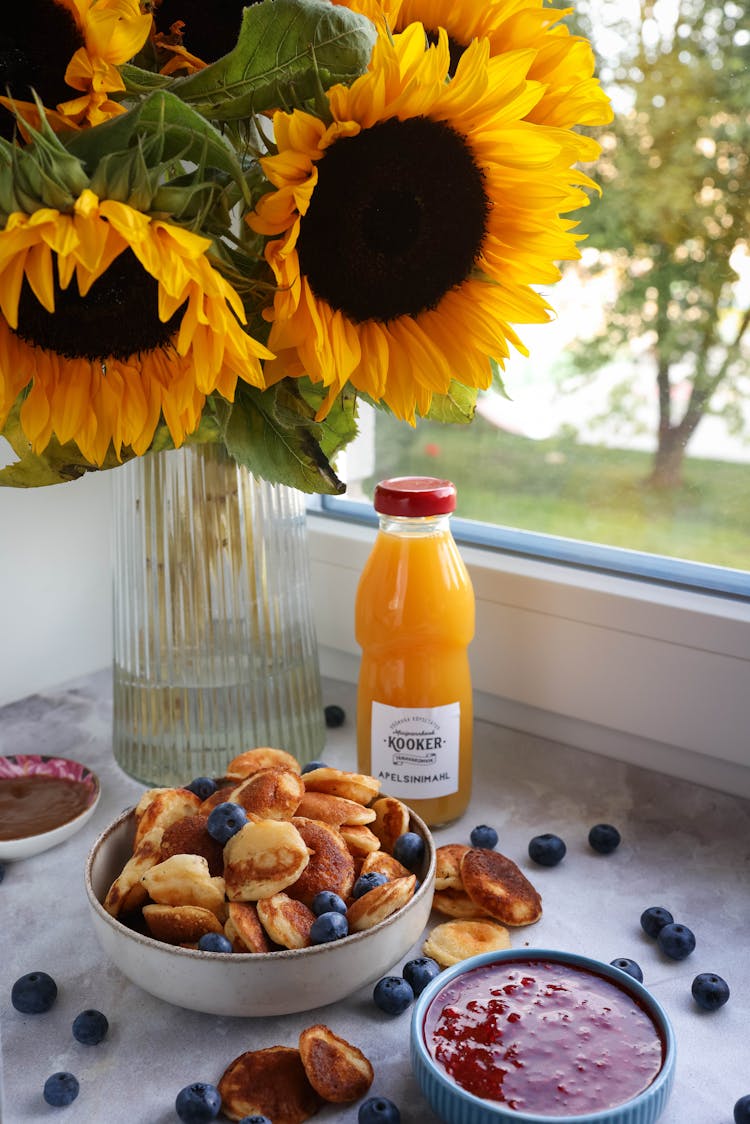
(0, 775, 91, 839)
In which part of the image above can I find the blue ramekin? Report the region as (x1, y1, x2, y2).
(410, 948, 676, 1124)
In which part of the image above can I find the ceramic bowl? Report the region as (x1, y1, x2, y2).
(0, 755, 101, 861)
(85, 802, 436, 1016)
(411, 948, 676, 1124)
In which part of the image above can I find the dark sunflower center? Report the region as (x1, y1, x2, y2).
(297, 116, 489, 324)
(0, 0, 84, 140)
(14, 249, 184, 361)
(153, 0, 255, 61)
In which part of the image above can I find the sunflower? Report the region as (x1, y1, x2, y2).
(0, 0, 152, 137)
(0, 189, 272, 466)
(333, 0, 613, 160)
(248, 24, 604, 422)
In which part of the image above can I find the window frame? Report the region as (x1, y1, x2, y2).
(307, 505, 750, 800)
(318, 495, 750, 600)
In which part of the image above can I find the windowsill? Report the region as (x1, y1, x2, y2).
(307, 513, 750, 799)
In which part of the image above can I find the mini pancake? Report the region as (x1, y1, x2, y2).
(140, 853, 226, 917)
(434, 843, 469, 891)
(359, 849, 411, 881)
(142, 903, 223, 944)
(226, 747, 301, 779)
(338, 823, 381, 859)
(256, 892, 315, 949)
(133, 787, 170, 818)
(295, 791, 376, 826)
(347, 875, 416, 932)
(103, 827, 164, 917)
(133, 788, 202, 848)
(199, 783, 237, 813)
(224, 901, 271, 953)
(223, 818, 310, 901)
(287, 817, 355, 907)
(370, 796, 410, 853)
(159, 812, 225, 877)
(460, 849, 543, 926)
(299, 1024, 374, 1103)
(218, 1045, 322, 1124)
(301, 767, 380, 806)
(431, 886, 487, 919)
(229, 767, 305, 820)
(423, 918, 512, 968)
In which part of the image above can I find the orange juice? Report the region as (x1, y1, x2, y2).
(355, 478, 475, 826)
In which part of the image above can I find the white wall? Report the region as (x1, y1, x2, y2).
(0, 468, 113, 705)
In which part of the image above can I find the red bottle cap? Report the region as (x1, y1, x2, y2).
(374, 477, 457, 517)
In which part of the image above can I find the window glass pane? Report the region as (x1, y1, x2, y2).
(325, 1, 750, 588)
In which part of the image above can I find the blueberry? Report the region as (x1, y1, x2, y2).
(610, 958, 644, 982)
(310, 911, 349, 944)
(11, 971, 58, 1014)
(640, 905, 674, 938)
(528, 833, 566, 866)
(359, 1096, 401, 1124)
(311, 890, 347, 916)
(470, 824, 498, 850)
(734, 1095, 750, 1124)
(72, 1009, 109, 1045)
(198, 932, 233, 953)
(691, 972, 730, 1011)
(392, 831, 425, 871)
(373, 975, 414, 1016)
(352, 871, 388, 898)
(324, 704, 346, 728)
(206, 801, 248, 844)
(588, 823, 621, 854)
(301, 759, 329, 774)
(175, 1082, 222, 1123)
(657, 921, 696, 960)
(185, 776, 217, 800)
(43, 1072, 79, 1107)
(402, 956, 440, 996)
(238, 1117, 273, 1124)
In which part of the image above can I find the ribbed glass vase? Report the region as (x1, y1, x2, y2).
(111, 443, 325, 786)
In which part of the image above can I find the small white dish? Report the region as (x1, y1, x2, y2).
(85, 803, 436, 1017)
(0, 754, 101, 861)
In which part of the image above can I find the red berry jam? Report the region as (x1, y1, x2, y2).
(423, 958, 664, 1115)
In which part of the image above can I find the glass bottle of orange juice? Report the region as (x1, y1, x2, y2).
(355, 477, 475, 827)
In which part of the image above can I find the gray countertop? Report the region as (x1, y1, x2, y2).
(1, 670, 748, 1123)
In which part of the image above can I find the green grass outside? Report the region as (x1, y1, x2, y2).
(366, 413, 750, 571)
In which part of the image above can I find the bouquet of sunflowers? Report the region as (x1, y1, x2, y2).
(0, 0, 612, 492)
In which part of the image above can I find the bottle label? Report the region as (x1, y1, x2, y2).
(370, 701, 461, 800)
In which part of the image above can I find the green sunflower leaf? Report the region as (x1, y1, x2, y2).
(297, 380, 359, 462)
(66, 91, 246, 186)
(0, 405, 135, 488)
(118, 64, 174, 95)
(489, 358, 511, 401)
(170, 0, 377, 120)
(426, 382, 478, 424)
(223, 384, 345, 495)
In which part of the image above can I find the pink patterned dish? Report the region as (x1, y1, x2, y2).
(0, 755, 101, 861)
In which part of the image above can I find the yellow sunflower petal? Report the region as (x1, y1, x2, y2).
(0, 192, 272, 464)
(249, 18, 606, 412)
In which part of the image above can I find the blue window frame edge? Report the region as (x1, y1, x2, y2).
(316, 495, 750, 602)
